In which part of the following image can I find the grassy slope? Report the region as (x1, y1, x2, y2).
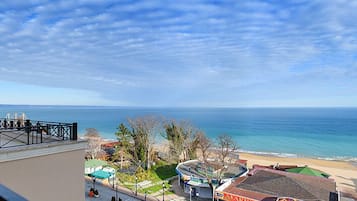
(116, 160, 177, 194)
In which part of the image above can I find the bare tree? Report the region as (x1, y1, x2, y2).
(128, 116, 161, 170)
(216, 134, 239, 165)
(197, 131, 211, 162)
(84, 128, 102, 159)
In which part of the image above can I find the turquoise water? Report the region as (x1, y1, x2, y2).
(1, 105, 357, 160)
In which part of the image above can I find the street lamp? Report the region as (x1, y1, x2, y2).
(93, 177, 96, 190)
(135, 176, 138, 196)
(115, 181, 118, 201)
(189, 186, 192, 201)
(162, 182, 166, 201)
(112, 172, 115, 188)
(212, 185, 216, 201)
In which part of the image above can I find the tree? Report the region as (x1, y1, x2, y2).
(216, 134, 239, 165)
(128, 116, 161, 170)
(197, 131, 211, 162)
(115, 123, 132, 169)
(184, 130, 199, 160)
(164, 120, 199, 162)
(84, 128, 102, 159)
(164, 121, 185, 162)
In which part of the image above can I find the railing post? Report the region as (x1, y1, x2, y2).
(37, 122, 42, 143)
(25, 120, 31, 145)
(16, 120, 21, 129)
(47, 124, 50, 136)
(71, 123, 78, 141)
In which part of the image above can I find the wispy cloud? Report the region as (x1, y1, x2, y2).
(0, 0, 357, 106)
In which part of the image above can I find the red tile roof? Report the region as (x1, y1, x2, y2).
(221, 167, 336, 201)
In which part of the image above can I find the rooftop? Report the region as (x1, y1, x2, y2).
(221, 167, 337, 201)
(0, 118, 78, 149)
(176, 159, 247, 183)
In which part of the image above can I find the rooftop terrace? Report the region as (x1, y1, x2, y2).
(0, 118, 78, 149)
(176, 159, 248, 186)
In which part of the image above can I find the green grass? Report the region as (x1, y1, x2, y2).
(152, 163, 177, 180)
(138, 182, 171, 194)
(116, 160, 178, 194)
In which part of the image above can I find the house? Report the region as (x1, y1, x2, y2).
(215, 167, 337, 201)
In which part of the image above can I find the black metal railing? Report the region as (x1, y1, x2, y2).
(0, 118, 77, 148)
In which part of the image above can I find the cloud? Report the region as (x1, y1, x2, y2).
(0, 0, 357, 106)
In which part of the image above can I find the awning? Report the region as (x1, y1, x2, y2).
(286, 166, 330, 178)
(91, 170, 113, 179)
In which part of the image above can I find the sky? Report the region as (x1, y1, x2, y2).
(0, 0, 357, 107)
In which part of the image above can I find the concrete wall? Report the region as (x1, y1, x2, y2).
(0, 142, 86, 201)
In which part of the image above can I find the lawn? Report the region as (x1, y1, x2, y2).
(116, 160, 178, 194)
(138, 182, 171, 194)
(153, 162, 177, 180)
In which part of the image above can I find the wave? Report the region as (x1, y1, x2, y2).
(316, 156, 357, 162)
(238, 149, 357, 162)
(238, 149, 298, 158)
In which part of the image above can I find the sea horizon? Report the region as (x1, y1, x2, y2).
(1, 103, 357, 108)
(1, 105, 357, 162)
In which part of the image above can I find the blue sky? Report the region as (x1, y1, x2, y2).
(0, 0, 357, 107)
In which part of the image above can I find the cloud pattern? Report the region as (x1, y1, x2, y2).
(1, 0, 357, 106)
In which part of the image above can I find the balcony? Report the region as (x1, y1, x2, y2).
(0, 118, 78, 149)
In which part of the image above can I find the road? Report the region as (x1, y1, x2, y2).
(85, 180, 141, 201)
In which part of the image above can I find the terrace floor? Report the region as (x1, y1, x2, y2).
(0, 129, 65, 148)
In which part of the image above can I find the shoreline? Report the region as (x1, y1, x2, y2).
(101, 138, 357, 196)
(237, 149, 357, 166)
(95, 136, 357, 163)
(238, 152, 357, 197)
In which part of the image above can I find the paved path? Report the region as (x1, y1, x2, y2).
(85, 180, 140, 201)
(84, 176, 209, 201)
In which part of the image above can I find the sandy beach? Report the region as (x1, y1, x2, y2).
(239, 152, 357, 197)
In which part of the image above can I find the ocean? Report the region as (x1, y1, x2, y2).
(1, 105, 357, 161)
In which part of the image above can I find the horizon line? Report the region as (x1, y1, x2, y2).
(1, 104, 357, 109)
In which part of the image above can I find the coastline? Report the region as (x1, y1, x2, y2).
(239, 152, 357, 196)
(102, 138, 357, 195)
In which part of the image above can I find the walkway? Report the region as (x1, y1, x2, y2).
(85, 179, 140, 201)
(85, 176, 212, 201)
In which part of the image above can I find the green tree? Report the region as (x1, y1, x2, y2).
(115, 123, 132, 169)
(164, 120, 199, 162)
(164, 122, 185, 162)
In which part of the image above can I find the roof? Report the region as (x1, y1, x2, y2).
(286, 166, 330, 178)
(101, 141, 120, 148)
(222, 168, 336, 201)
(91, 170, 112, 179)
(85, 159, 107, 168)
(176, 160, 246, 181)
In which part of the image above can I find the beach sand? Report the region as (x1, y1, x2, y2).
(239, 152, 357, 197)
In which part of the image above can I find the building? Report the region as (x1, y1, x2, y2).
(85, 159, 108, 174)
(215, 167, 338, 201)
(0, 118, 86, 201)
(176, 159, 248, 199)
